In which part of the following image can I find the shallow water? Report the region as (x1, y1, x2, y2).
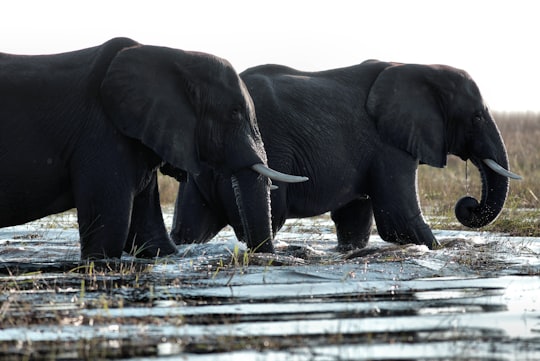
(0, 210, 539, 360)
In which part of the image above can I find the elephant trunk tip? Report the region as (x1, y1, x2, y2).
(455, 157, 513, 229)
(454, 195, 500, 228)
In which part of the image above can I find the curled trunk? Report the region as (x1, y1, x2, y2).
(454, 157, 510, 228)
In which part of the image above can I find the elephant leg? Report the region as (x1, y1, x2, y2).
(369, 153, 438, 249)
(331, 198, 373, 251)
(171, 178, 227, 245)
(74, 183, 133, 260)
(125, 174, 177, 258)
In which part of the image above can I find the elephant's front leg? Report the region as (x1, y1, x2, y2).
(369, 152, 439, 249)
(331, 198, 373, 251)
(74, 180, 134, 260)
(126, 174, 178, 258)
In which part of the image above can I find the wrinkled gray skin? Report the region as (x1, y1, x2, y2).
(0, 37, 287, 259)
(172, 59, 517, 251)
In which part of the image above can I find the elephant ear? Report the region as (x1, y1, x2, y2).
(100, 45, 200, 175)
(366, 64, 447, 168)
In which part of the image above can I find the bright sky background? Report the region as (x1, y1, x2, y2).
(1, 0, 538, 112)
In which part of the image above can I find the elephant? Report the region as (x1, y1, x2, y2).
(171, 59, 521, 252)
(0, 37, 306, 260)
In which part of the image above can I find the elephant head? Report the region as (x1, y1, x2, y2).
(366, 63, 521, 229)
(100, 44, 306, 252)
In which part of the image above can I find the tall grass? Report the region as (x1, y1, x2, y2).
(158, 111, 540, 236)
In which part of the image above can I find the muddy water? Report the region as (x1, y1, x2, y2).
(0, 210, 539, 360)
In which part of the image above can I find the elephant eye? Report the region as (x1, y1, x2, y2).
(231, 107, 244, 120)
(472, 113, 484, 125)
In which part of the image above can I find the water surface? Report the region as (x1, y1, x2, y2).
(0, 211, 538, 360)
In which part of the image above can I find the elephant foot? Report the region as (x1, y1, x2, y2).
(248, 239, 275, 253)
(125, 236, 178, 258)
(331, 199, 373, 253)
(335, 240, 369, 253)
(335, 231, 370, 252)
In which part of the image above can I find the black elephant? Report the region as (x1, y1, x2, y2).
(171, 59, 521, 252)
(0, 37, 306, 260)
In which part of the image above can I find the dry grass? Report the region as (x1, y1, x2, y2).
(158, 111, 540, 236)
(157, 173, 179, 205)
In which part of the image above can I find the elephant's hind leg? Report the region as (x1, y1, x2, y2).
(331, 198, 373, 251)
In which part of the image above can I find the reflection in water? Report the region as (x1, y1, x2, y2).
(0, 213, 539, 360)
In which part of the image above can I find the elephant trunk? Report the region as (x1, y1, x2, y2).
(454, 156, 511, 228)
(230, 169, 274, 253)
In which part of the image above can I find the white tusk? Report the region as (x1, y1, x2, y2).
(251, 163, 309, 183)
(483, 159, 523, 180)
(270, 184, 279, 190)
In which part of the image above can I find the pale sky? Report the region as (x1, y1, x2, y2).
(1, 0, 538, 111)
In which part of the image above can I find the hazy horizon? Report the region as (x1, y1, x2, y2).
(2, 0, 538, 112)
